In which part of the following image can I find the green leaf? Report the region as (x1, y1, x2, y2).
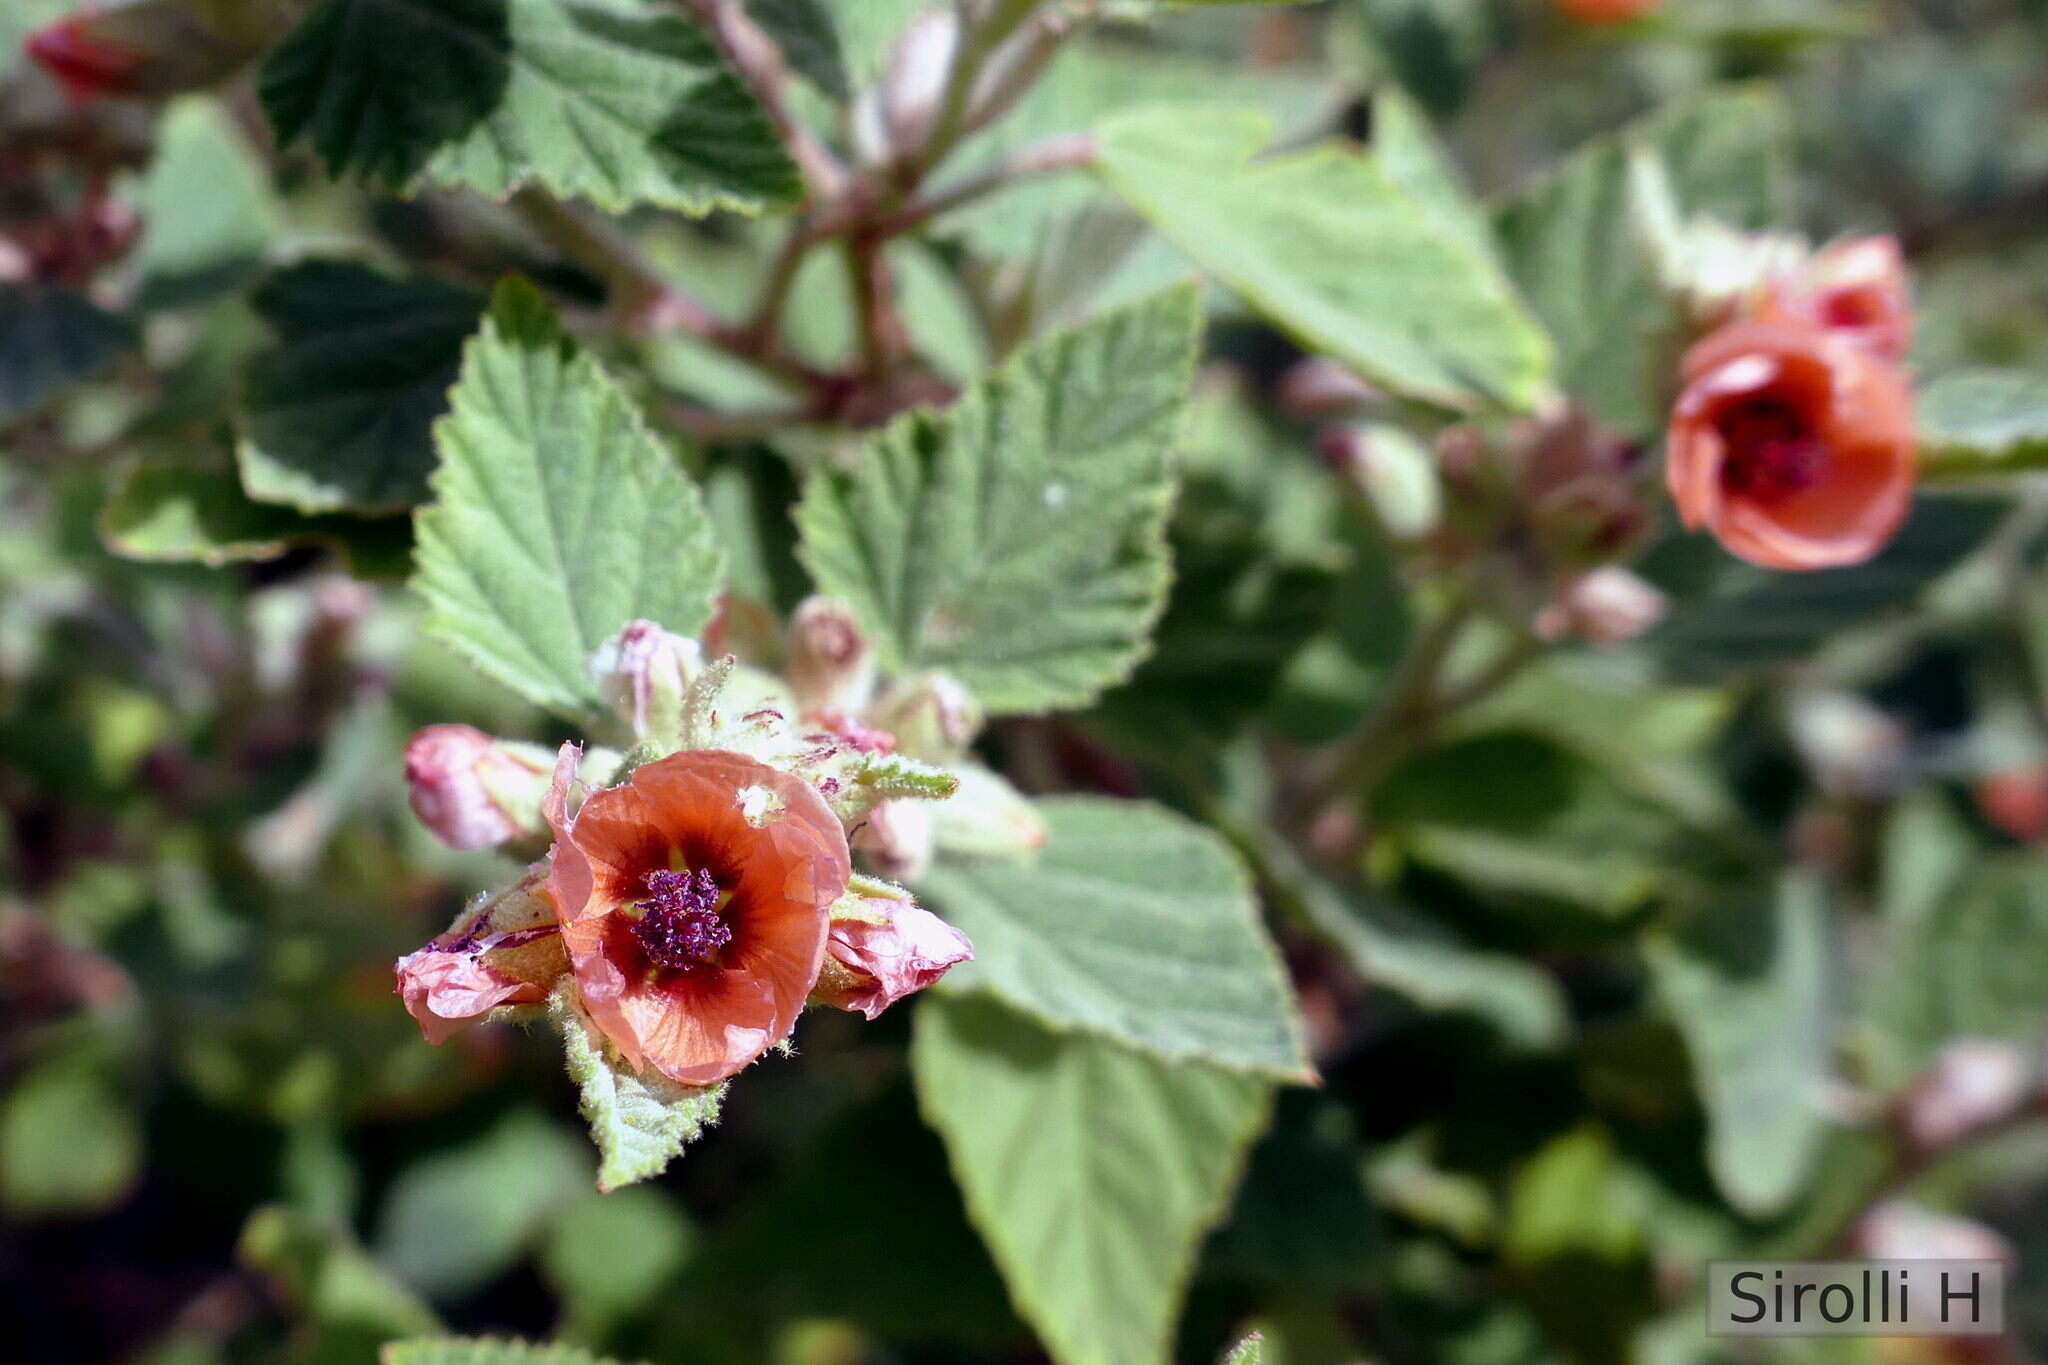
(797, 284, 1197, 715)
(540, 1187, 691, 1339)
(913, 994, 1273, 1365)
(238, 262, 485, 514)
(1494, 88, 1790, 437)
(136, 96, 277, 311)
(239, 1205, 442, 1350)
(0, 284, 133, 425)
(260, 0, 801, 214)
(552, 987, 725, 1192)
(746, 0, 847, 100)
(383, 1341, 640, 1365)
(412, 277, 724, 721)
(1223, 1334, 1267, 1365)
(1640, 494, 2005, 682)
(1644, 875, 1830, 1217)
(1918, 369, 2048, 480)
(1371, 88, 1498, 271)
(374, 1111, 586, 1299)
(0, 1046, 142, 1219)
(1868, 856, 2048, 1085)
(1093, 106, 1552, 412)
(916, 797, 1310, 1081)
(100, 460, 414, 572)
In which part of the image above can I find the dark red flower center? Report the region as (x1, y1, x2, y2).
(631, 867, 730, 970)
(1718, 398, 1826, 498)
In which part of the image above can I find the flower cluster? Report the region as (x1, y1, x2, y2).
(394, 610, 986, 1092)
(1666, 236, 1919, 570)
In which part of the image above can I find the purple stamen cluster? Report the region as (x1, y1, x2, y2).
(631, 866, 730, 970)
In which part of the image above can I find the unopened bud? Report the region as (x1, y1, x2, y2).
(588, 620, 701, 745)
(1323, 423, 1441, 540)
(933, 763, 1046, 859)
(813, 887, 972, 1019)
(870, 670, 982, 759)
(25, 0, 279, 103)
(1855, 1200, 2013, 1264)
(404, 725, 555, 850)
(858, 9, 958, 167)
(1896, 1041, 2033, 1153)
(1279, 358, 1380, 421)
(786, 596, 878, 720)
(1535, 566, 1668, 645)
(1785, 690, 1908, 799)
(1975, 766, 2048, 843)
(854, 798, 935, 882)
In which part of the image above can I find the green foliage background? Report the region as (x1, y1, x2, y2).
(7, 2, 2048, 1364)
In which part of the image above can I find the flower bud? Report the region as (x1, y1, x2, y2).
(404, 725, 555, 850)
(587, 620, 702, 744)
(1278, 358, 1381, 421)
(785, 596, 877, 720)
(857, 9, 958, 167)
(396, 869, 567, 1044)
(1784, 690, 1907, 799)
(869, 670, 982, 759)
(1535, 567, 1668, 645)
(1321, 423, 1441, 541)
(813, 892, 973, 1020)
(932, 762, 1047, 859)
(1773, 236, 1913, 364)
(1975, 766, 2048, 843)
(853, 797, 935, 882)
(25, 1, 280, 103)
(1896, 1041, 2033, 1153)
(1855, 1200, 2013, 1265)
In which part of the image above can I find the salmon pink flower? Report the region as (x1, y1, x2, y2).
(1771, 236, 1912, 364)
(814, 896, 973, 1020)
(24, 17, 143, 103)
(1667, 320, 1916, 570)
(396, 870, 568, 1044)
(544, 747, 851, 1087)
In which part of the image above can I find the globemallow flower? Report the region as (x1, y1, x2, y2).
(544, 747, 852, 1087)
(1667, 320, 1915, 570)
(813, 895, 974, 1021)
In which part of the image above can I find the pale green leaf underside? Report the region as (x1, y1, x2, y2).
(239, 261, 484, 514)
(260, 0, 801, 214)
(1093, 105, 1552, 412)
(1918, 369, 2048, 480)
(552, 989, 725, 1192)
(797, 284, 1198, 715)
(1644, 874, 1829, 1218)
(383, 1338, 641, 1365)
(913, 994, 1273, 1365)
(412, 277, 724, 720)
(916, 798, 1311, 1080)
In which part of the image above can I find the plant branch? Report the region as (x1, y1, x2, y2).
(873, 130, 1096, 238)
(683, 0, 847, 202)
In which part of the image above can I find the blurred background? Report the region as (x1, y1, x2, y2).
(6, 1, 2048, 1363)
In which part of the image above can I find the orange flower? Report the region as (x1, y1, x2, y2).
(1667, 320, 1915, 570)
(544, 748, 851, 1087)
(1770, 237, 1913, 364)
(1555, 0, 1656, 24)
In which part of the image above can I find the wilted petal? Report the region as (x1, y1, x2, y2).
(396, 869, 567, 1044)
(814, 897, 972, 1020)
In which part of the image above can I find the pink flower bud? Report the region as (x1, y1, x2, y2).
(1534, 567, 1668, 645)
(25, 17, 143, 103)
(854, 798, 935, 882)
(1279, 358, 1380, 420)
(869, 670, 981, 759)
(1896, 1041, 2033, 1153)
(396, 871, 567, 1044)
(1855, 1200, 2013, 1264)
(587, 620, 701, 741)
(814, 896, 973, 1020)
(404, 725, 554, 850)
(786, 596, 877, 720)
